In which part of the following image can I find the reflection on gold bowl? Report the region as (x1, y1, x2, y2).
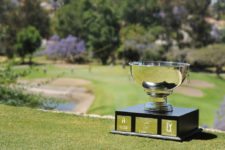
(129, 61, 190, 112)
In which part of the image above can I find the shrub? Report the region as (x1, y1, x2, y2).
(0, 64, 61, 108)
(0, 64, 17, 85)
(186, 44, 225, 76)
(0, 63, 31, 85)
(0, 84, 61, 109)
(0, 63, 43, 107)
(0, 86, 42, 107)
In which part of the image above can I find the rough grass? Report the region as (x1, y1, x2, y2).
(15, 64, 225, 127)
(0, 104, 225, 150)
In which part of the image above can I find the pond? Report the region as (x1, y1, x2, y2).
(42, 100, 76, 112)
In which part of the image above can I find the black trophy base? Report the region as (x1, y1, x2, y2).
(111, 104, 201, 141)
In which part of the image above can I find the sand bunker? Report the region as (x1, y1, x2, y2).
(182, 79, 215, 88)
(174, 86, 203, 97)
(50, 78, 91, 87)
(174, 79, 215, 97)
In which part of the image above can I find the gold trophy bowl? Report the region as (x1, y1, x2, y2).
(129, 61, 190, 112)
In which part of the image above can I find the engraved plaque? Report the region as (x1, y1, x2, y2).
(135, 117, 157, 134)
(117, 115, 131, 132)
(161, 119, 177, 136)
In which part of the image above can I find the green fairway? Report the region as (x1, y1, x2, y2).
(0, 104, 224, 150)
(16, 64, 225, 127)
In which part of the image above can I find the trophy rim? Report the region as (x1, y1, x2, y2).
(129, 61, 190, 67)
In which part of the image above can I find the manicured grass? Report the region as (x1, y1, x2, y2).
(16, 64, 225, 126)
(0, 104, 225, 149)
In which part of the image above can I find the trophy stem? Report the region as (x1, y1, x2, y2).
(145, 97, 173, 112)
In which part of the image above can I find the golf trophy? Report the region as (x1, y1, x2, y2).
(111, 61, 201, 141)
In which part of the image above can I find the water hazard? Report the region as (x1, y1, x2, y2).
(42, 100, 76, 112)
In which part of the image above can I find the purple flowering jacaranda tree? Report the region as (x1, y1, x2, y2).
(43, 35, 86, 62)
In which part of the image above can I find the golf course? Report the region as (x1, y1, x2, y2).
(14, 62, 225, 127)
(1, 0, 225, 149)
(0, 59, 224, 149)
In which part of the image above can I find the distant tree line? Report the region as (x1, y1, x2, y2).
(54, 0, 224, 66)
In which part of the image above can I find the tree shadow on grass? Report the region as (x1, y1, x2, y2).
(190, 67, 225, 74)
(18, 61, 46, 66)
(217, 75, 225, 81)
(88, 105, 114, 114)
(184, 131, 217, 142)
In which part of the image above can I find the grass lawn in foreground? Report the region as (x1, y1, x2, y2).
(0, 104, 224, 150)
(16, 64, 225, 127)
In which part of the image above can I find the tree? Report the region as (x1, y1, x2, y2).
(187, 16, 212, 48)
(213, 0, 225, 19)
(55, 0, 91, 38)
(0, 0, 15, 22)
(19, 0, 50, 38)
(43, 35, 86, 63)
(185, 0, 211, 16)
(121, 0, 160, 27)
(185, 0, 212, 47)
(0, 0, 50, 58)
(158, 0, 212, 48)
(118, 24, 164, 63)
(86, 2, 120, 64)
(158, 1, 188, 48)
(0, 0, 19, 58)
(186, 44, 225, 77)
(15, 26, 41, 64)
(55, 0, 120, 64)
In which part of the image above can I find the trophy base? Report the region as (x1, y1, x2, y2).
(111, 128, 202, 141)
(112, 104, 200, 141)
(145, 102, 173, 112)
